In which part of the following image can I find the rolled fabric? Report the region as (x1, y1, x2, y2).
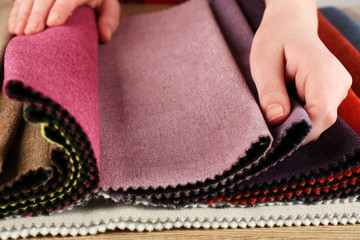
(3, 6, 99, 217)
(320, 7, 360, 52)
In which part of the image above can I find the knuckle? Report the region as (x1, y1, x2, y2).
(343, 72, 353, 89)
(16, 13, 29, 22)
(259, 84, 281, 97)
(322, 108, 337, 128)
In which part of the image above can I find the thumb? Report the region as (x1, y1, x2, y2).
(250, 40, 291, 126)
(97, 0, 120, 43)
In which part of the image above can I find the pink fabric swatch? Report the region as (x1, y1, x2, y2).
(99, 0, 271, 190)
(3, 7, 100, 165)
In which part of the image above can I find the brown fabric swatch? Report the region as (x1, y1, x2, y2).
(0, 6, 54, 197)
(0, 93, 22, 173)
(0, 6, 12, 83)
(0, 118, 53, 190)
(0, 6, 22, 173)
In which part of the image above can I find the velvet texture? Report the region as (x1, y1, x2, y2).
(317, 13, 360, 135)
(2, 7, 99, 217)
(320, 7, 360, 52)
(103, 0, 314, 206)
(2, 0, 360, 219)
(200, 0, 360, 207)
(99, 0, 270, 190)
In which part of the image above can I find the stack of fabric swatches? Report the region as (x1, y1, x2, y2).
(0, 0, 360, 238)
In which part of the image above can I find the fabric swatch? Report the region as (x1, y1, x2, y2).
(317, 13, 360, 134)
(101, 0, 312, 206)
(2, 6, 99, 217)
(185, 0, 360, 208)
(0, 197, 359, 239)
(0, 6, 12, 82)
(320, 7, 360, 52)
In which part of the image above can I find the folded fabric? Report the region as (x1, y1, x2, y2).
(0, 6, 61, 219)
(2, 0, 360, 219)
(0, 197, 359, 239)
(2, 6, 99, 217)
(102, 0, 313, 206)
(342, 7, 360, 24)
(320, 7, 360, 52)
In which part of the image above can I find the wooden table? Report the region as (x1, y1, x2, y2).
(1, 1, 360, 239)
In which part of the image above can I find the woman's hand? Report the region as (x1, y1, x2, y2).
(8, 0, 120, 42)
(250, 0, 352, 144)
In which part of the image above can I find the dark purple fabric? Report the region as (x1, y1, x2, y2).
(237, 0, 265, 33)
(211, 0, 257, 99)
(241, 117, 360, 188)
(229, 0, 360, 190)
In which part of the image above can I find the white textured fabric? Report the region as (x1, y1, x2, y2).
(0, 197, 359, 239)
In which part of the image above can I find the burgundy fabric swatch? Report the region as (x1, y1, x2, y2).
(99, 0, 271, 190)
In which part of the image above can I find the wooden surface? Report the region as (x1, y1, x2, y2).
(1, 1, 360, 239)
(29, 225, 360, 240)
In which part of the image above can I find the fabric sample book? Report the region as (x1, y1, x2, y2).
(1, 0, 360, 238)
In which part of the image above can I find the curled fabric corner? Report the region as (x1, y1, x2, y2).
(2, 6, 99, 217)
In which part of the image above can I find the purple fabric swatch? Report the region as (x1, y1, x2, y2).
(218, 0, 360, 191)
(241, 117, 360, 188)
(99, 0, 271, 190)
(107, 0, 312, 203)
(237, 0, 265, 33)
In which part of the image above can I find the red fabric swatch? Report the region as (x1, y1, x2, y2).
(318, 13, 360, 116)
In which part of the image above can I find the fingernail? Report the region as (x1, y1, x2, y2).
(24, 21, 39, 34)
(266, 103, 284, 122)
(47, 11, 59, 25)
(104, 27, 112, 42)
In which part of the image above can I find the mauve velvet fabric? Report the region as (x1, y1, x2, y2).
(99, 0, 271, 190)
(320, 7, 360, 52)
(3, 6, 100, 166)
(108, 0, 311, 203)
(210, 0, 310, 146)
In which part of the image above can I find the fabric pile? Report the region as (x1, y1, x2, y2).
(0, 0, 360, 238)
